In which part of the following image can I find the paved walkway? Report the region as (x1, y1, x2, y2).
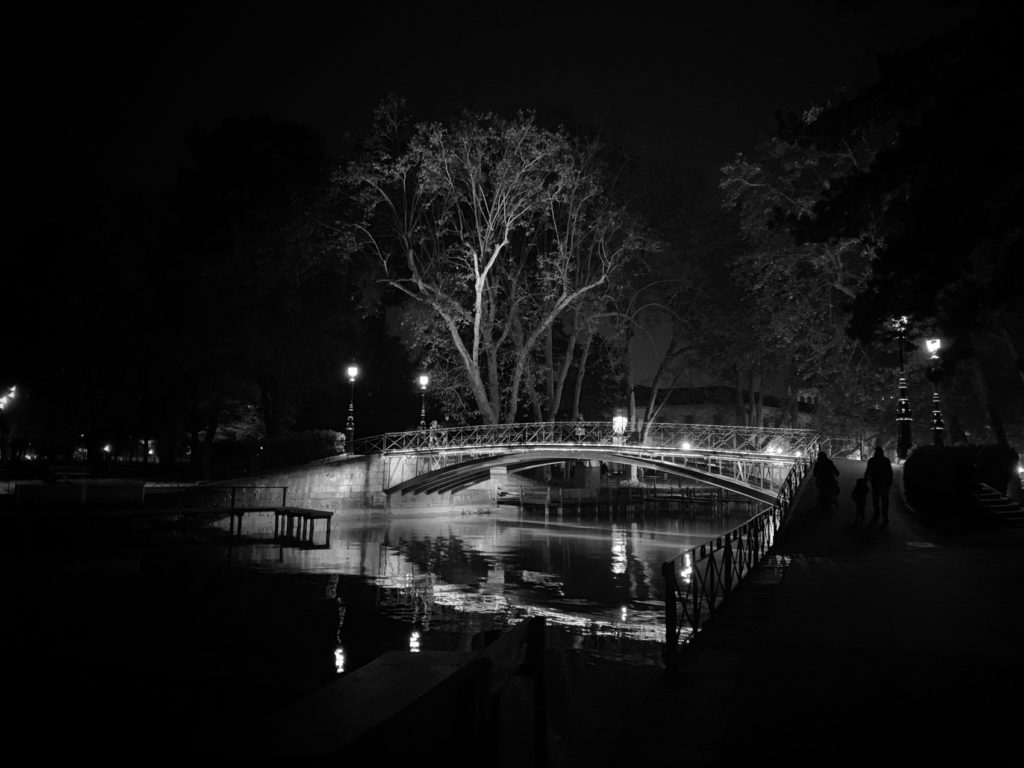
(605, 458, 1024, 766)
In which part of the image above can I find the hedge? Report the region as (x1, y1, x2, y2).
(903, 443, 1018, 518)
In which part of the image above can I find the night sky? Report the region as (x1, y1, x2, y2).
(9, 1, 976, 194)
(3, 0, 1004, 452)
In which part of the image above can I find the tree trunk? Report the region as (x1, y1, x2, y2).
(945, 406, 969, 445)
(571, 331, 594, 419)
(969, 352, 1009, 450)
(544, 324, 555, 418)
(486, 347, 502, 424)
(525, 363, 545, 421)
(624, 326, 636, 424)
(190, 426, 201, 471)
(260, 375, 281, 438)
(443, 314, 498, 423)
(549, 323, 580, 422)
(996, 320, 1024, 390)
(204, 397, 221, 448)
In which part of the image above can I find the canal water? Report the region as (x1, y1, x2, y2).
(2, 500, 753, 758)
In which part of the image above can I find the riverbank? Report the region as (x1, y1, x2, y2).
(608, 458, 1024, 766)
(7, 458, 1020, 766)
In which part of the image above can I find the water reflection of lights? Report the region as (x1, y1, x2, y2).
(334, 646, 346, 674)
(611, 525, 627, 575)
(367, 537, 670, 644)
(515, 570, 565, 591)
(395, 582, 665, 643)
(254, 519, 684, 651)
(409, 631, 421, 652)
(515, 604, 664, 644)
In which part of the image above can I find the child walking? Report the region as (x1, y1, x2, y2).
(851, 478, 869, 523)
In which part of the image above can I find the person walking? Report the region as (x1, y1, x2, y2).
(865, 446, 893, 524)
(851, 478, 869, 523)
(812, 450, 840, 513)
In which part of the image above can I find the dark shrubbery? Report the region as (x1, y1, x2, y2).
(258, 430, 346, 470)
(903, 443, 1018, 518)
(903, 446, 977, 517)
(207, 439, 259, 479)
(208, 430, 345, 478)
(974, 444, 1019, 494)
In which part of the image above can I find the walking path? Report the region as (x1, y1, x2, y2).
(606, 458, 1024, 766)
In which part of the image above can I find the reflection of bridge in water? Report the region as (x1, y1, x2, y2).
(355, 422, 824, 504)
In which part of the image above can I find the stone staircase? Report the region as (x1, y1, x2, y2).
(973, 483, 1024, 526)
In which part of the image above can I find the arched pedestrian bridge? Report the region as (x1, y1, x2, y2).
(353, 422, 826, 503)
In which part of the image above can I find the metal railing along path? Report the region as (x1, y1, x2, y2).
(660, 451, 814, 672)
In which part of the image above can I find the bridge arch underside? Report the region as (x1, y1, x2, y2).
(385, 449, 779, 504)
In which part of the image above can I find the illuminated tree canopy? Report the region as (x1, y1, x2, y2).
(340, 99, 649, 424)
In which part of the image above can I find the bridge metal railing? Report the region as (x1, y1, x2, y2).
(355, 421, 822, 457)
(660, 451, 814, 673)
(821, 435, 869, 460)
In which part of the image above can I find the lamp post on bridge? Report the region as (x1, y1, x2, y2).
(346, 363, 359, 453)
(891, 315, 912, 462)
(417, 374, 429, 430)
(0, 384, 17, 464)
(611, 411, 628, 446)
(926, 338, 945, 447)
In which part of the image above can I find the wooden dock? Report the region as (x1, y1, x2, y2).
(2, 504, 333, 548)
(270, 507, 332, 547)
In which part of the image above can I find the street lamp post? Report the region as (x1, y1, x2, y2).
(417, 374, 429, 430)
(0, 384, 16, 411)
(926, 338, 945, 447)
(346, 364, 359, 453)
(0, 385, 16, 464)
(892, 316, 912, 461)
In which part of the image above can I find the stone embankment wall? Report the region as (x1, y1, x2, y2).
(221, 453, 501, 511)
(221, 454, 386, 510)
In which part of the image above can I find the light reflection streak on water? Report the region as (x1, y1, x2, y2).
(611, 525, 627, 575)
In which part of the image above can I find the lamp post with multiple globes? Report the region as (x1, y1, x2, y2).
(892, 316, 912, 461)
(346, 364, 359, 452)
(417, 374, 429, 430)
(926, 338, 945, 447)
